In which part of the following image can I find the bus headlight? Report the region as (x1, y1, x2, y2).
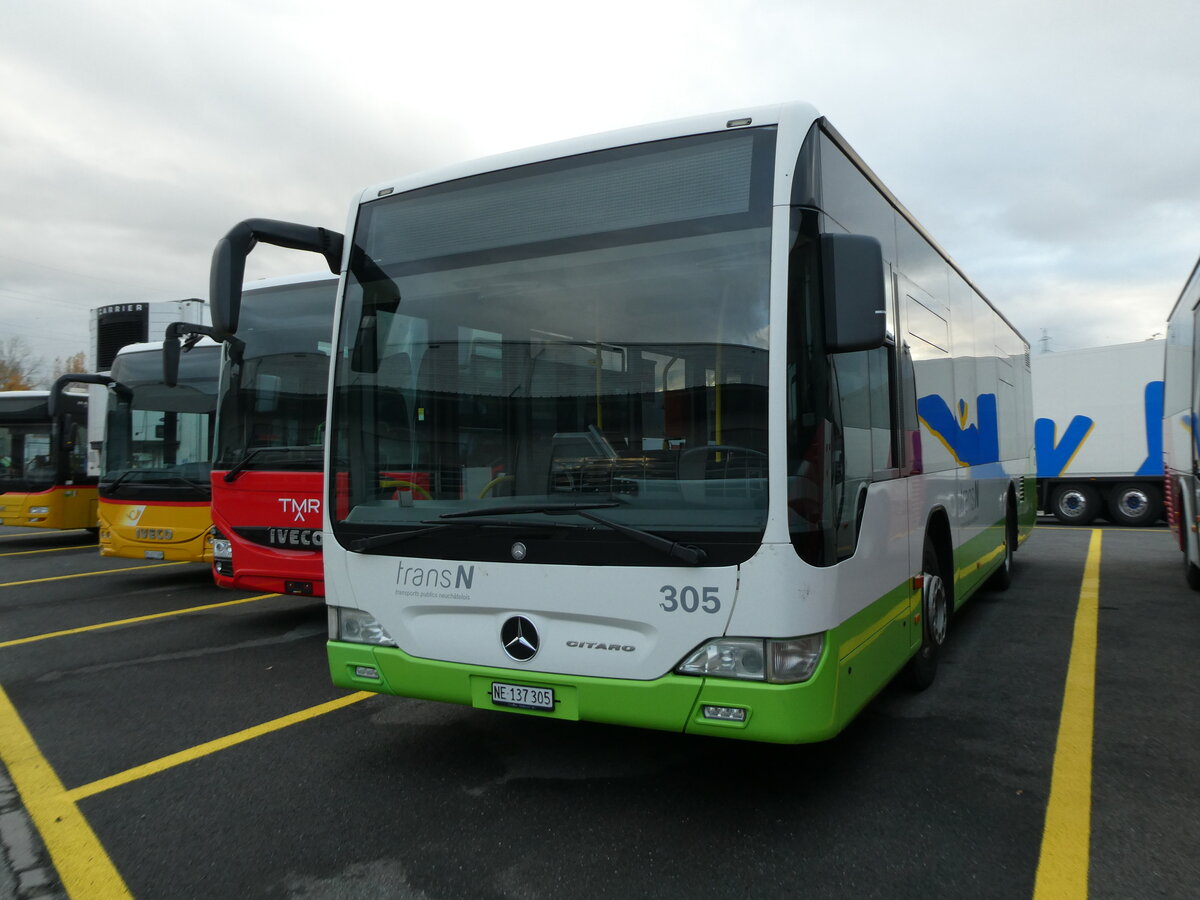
(677, 635, 823, 684)
(30, 506, 50, 515)
(677, 638, 765, 680)
(211, 531, 232, 560)
(765, 635, 824, 683)
(330, 607, 397, 647)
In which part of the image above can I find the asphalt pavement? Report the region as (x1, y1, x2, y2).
(0, 520, 1196, 899)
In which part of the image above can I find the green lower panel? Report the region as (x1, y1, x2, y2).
(328, 602, 910, 744)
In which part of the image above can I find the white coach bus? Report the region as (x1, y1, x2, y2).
(207, 102, 1034, 743)
(1163, 255, 1200, 588)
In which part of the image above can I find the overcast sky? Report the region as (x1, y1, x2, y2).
(2, 0, 1198, 381)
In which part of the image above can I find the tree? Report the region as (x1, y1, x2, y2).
(50, 351, 89, 383)
(0, 336, 42, 391)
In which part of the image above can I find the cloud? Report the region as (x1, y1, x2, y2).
(0, 0, 1197, 376)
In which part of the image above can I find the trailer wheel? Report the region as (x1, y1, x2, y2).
(1049, 483, 1100, 525)
(1107, 482, 1162, 526)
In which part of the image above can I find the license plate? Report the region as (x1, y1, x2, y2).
(491, 682, 555, 711)
(144, 550, 165, 560)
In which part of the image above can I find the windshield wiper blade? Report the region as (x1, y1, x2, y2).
(348, 516, 589, 553)
(439, 501, 620, 519)
(102, 470, 138, 493)
(575, 510, 707, 566)
(223, 446, 320, 483)
(444, 502, 705, 565)
(169, 474, 211, 492)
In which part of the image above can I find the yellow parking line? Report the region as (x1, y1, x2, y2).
(0, 545, 96, 557)
(0, 593, 281, 649)
(0, 683, 132, 898)
(0, 530, 88, 539)
(1033, 527, 1101, 899)
(66, 692, 373, 801)
(1036, 524, 1168, 534)
(0, 561, 188, 588)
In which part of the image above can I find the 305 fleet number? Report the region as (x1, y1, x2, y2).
(659, 585, 721, 613)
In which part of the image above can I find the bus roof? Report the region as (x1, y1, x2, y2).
(1166, 254, 1200, 322)
(357, 101, 820, 208)
(352, 100, 1025, 347)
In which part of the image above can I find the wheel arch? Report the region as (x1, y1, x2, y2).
(923, 506, 955, 606)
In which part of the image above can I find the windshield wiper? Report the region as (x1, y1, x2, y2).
(445, 502, 706, 565)
(574, 510, 707, 565)
(348, 516, 589, 553)
(168, 474, 211, 492)
(439, 501, 620, 519)
(350, 502, 707, 564)
(102, 470, 139, 493)
(223, 446, 320, 483)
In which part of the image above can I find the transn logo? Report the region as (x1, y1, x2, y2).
(278, 498, 321, 522)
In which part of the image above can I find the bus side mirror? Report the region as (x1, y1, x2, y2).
(820, 233, 887, 353)
(163, 335, 181, 387)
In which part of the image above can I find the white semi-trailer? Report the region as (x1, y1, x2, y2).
(1032, 339, 1165, 525)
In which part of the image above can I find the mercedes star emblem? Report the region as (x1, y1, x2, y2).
(501, 615, 539, 661)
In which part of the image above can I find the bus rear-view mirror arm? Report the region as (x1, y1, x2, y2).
(211, 219, 344, 338)
(820, 233, 887, 353)
(163, 322, 243, 387)
(48, 373, 131, 417)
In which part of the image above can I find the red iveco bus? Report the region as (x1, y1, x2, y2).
(173, 273, 338, 595)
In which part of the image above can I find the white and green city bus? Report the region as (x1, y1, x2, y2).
(208, 103, 1034, 743)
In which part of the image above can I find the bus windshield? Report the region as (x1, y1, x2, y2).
(0, 392, 86, 491)
(214, 279, 336, 472)
(332, 127, 775, 552)
(104, 345, 220, 490)
(0, 421, 55, 490)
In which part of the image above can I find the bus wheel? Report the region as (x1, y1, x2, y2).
(1108, 483, 1162, 526)
(906, 537, 948, 691)
(1049, 483, 1100, 525)
(987, 502, 1016, 591)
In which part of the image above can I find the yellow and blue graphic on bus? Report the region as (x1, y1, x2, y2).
(917, 392, 1000, 467)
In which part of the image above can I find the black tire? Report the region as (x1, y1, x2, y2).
(906, 536, 949, 691)
(987, 502, 1016, 591)
(1050, 483, 1100, 525)
(1107, 482, 1162, 526)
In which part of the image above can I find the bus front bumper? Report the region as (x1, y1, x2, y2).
(327, 640, 843, 744)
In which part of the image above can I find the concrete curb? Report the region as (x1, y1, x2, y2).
(0, 763, 65, 900)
